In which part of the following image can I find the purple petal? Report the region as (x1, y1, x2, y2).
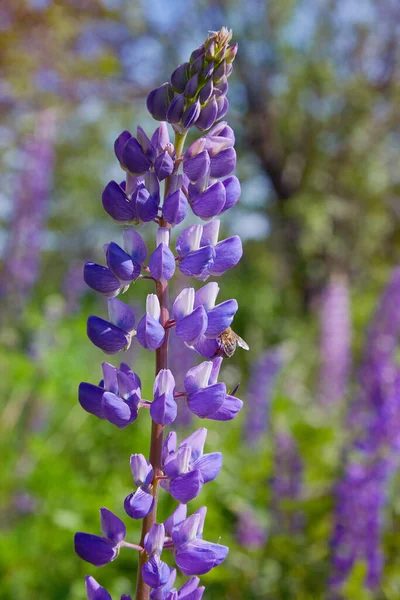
(150, 393, 177, 425)
(114, 130, 132, 164)
(108, 298, 135, 331)
(106, 242, 139, 283)
(196, 97, 218, 132)
(144, 523, 165, 556)
(179, 246, 215, 279)
(177, 577, 203, 600)
(136, 314, 165, 351)
(191, 335, 219, 358)
(145, 171, 160, 203)
(167, 94, 186, 124)
(155, 151, 174, 181)
(184, 362, 213, 394)
(207, 395, 243, 421)
(208, 235, 243, 276)
(176, 306, 208, 345)
(122, 137, 152, 175)
(175, 539, 228, 576)
(205, 299, 238, 337)
(187, 383, 226, 418)
(190, 182, 226, 220)
(124, 488, 154, 520)
(194, 282, 219, 311)
(199, 78, 213, 105)
(185, 73, 199, 98)
(142, 556, 171, 589)
(193, 453, 222, 483)
(84, 263, 121, 297)
(200, 220, 220, 247)
(172, 514, 200, 547)
(151, 122, 170, 153)
(132, 185, 159, 223)
(100, 507, 126, 545)
(102, 362, 118, 393)
(78, 383, 105, 419)
(172, 287, 195, 321)
(216, 96, 229, 120)
(102, 181, 136, 222)
(136, 125, 156, 162)
(220, 176, 240, 213)
(123, 229, 148, 264)
(170, 470, 204, 504)
(149, 243, 176, 282)
(154, 369, 176, 398)
(183, 151, 210, 183)
(130, 454, 154, 487)
(209, 357, 223, 385)
(164, 504, 187, 537)
(179, 427, 208, 462)
(182, 101, 201, 129)
(171, 62, 190, 92)
(74, 533, 116, 567)
(87, 316, 130, 355)
(147, 83, 174, 121)
(85, 575, 112, 600)
(175, 224, 203, 256)
(162, 189, 188, 226)
(102, 392, 137, 428)
(150, 571, 177, 600)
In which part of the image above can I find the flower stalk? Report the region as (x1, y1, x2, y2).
(75, 28, 245, 600)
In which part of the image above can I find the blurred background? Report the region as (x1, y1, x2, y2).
(1, 1, 400, 598)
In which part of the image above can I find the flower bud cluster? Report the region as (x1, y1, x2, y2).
(74, 28, 246, 600)
(147, 28, 237, 133)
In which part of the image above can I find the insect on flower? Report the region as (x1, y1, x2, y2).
(216, 327, 250, 359)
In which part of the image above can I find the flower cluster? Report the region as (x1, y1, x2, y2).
(329, 268, 400, 592)
(74, 29, 247, 600)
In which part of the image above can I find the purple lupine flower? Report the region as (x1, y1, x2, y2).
(142, 524, 171, 589)
(244, 347, 286, 446)
(1, 109, 57, 302)
(150, 571, 204, 600)
(151, 369, 177, 425)
(271, 432, 304, 533)
(149, 228, 176, 282)
(183, 358, 243, 421)
(136, 294, 165, 351)
(76, 28, 243, 599)
(236, 509, 267, 549)
(160, 428, 222, 503)
(85, 576, 132, 600)
(87, 298, 136, 354)
(176, 221, 242, 281)
(84, 230, 147, 296)
(164, 504, 229, 576)
(74, 508, 126, 566)
(79, 362, 142, 428)
(318, 273, 351, 406)
(329, 267, 400, 592)
(124, 454, 155, 519)
(147, 28, 236, 134)
(172, 287, 208, 345)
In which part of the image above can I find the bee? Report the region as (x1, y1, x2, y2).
(215, 327, 250, 359)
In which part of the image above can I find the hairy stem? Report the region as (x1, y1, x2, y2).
(135, 131, 186, 600)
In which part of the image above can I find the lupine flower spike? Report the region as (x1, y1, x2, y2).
(75, 28, 245, 600)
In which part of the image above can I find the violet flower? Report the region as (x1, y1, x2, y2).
(329, 267, 400, 592)
(85, 576, 132, 600)
(244, 347, 286, 446)
(75, 28, 244, 599)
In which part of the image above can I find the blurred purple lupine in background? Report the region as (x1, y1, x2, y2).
(244, 347, 285, 446)
(1, 109, 57, 307)
(271, 431, 304, 533)
(318, 271, 352, 407)
(329, 267, 400, 592)
(236, 509, 267, 549)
